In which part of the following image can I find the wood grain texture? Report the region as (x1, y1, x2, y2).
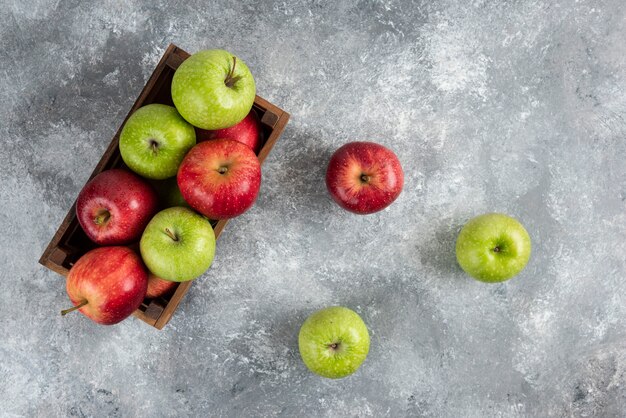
(39, 44, 290, 330)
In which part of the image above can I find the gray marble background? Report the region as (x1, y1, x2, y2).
(2, 0, 625, 416)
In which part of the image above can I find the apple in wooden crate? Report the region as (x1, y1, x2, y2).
(140, 207, 216, 282)
(76, 169, 158, 245)
(196, 109, 262, 153)
(61, 247, 148, 325)
(119, 104, 196, 180)
(146, 273, 178, 299)
(171, 50, 256, 130)
(177, 139, 261, 219)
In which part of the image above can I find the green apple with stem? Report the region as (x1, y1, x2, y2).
(171, 49, 256, 130)
(120, 104, 196, 179)
(140, 207, 215, 282)
(455, 213, 531, 283)
(298, 306, 370, 379)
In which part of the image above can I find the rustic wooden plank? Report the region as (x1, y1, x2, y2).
(258, 112, 290, 165)
(132, 309, 158, 326)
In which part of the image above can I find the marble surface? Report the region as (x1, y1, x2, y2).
(2, 0, 625, 416)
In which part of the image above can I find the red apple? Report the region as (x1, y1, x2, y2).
(76, 169, 158, 245)
(326, 141, 404, 214)
(177, 139, 261, 219)
(146, 273, 178, 299)
(61, 247, 148, 325)
(196, 110, 262, 153)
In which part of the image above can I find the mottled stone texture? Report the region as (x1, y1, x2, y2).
(1, 0, 625, 416)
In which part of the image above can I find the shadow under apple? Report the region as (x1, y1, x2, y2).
(417, 218, 466, 278)
(262, 125, 337, 216)
(223, 307, 305, 383)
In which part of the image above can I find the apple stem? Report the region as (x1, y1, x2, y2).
(360, 174, 370, 183)
(61, 300, 88, 316)
(150, 140, 159, 155)
(224, 56, 239, 88)
(493, 246, 501, 253)
(164, 228, 179, 242)
(94, 211, 110, 225)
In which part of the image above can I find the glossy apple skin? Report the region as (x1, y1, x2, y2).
(119, 104, 196, 179)
(455, 213, 532, 283)
(146, 273, 178, 299)
(196, 110, 262, 153)
(299, 307, 370, 379)
(65, 247, 148, 325)
(76, 169, 158, 245)
(171, 50, 256, 130)
(326, 142, 404, 214)
(140, 207, 216, 282)
(177, 139, 261, 219)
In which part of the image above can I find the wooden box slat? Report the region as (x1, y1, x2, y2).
(39, 44, 290, 329)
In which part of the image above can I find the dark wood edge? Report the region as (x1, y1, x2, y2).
(40, 259, 69, 276)
(258, 112, 290, 164)
(132, 308, 158, 326)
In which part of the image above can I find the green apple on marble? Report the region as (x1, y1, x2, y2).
(119, 104, 196, 179)
(455, 213, 531, 283)
(140, 207, 215, 282)
(298, 306, 370, 379)
(171, 49, 256, 130)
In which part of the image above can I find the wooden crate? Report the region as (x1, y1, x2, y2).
(39, 44, 290, 329)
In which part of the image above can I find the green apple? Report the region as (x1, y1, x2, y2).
(455, 213, 531, 283)
(120, 104, 196, 179)
(140, 207, 215, 282)
(150, 177, 190, 209)
(298, 306, 370, 379)
(171, 49, 256, 130)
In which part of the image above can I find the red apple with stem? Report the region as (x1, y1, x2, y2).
(196, 109, 262, 153)
(146, 273, 178, 299)
(61, 247, 148, 325)
(326, 141, 404, 214)
(177, 139, 261, 219)
(76, 169, 158, 245)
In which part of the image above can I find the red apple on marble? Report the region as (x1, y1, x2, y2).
(196, 110, 262, 153)
(76, 169, 158, 245)
(61, 247, 148, 325)
(178, 139, 261, 219)
(146, 273, 178, 299)
(326, 141, 403, 214)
